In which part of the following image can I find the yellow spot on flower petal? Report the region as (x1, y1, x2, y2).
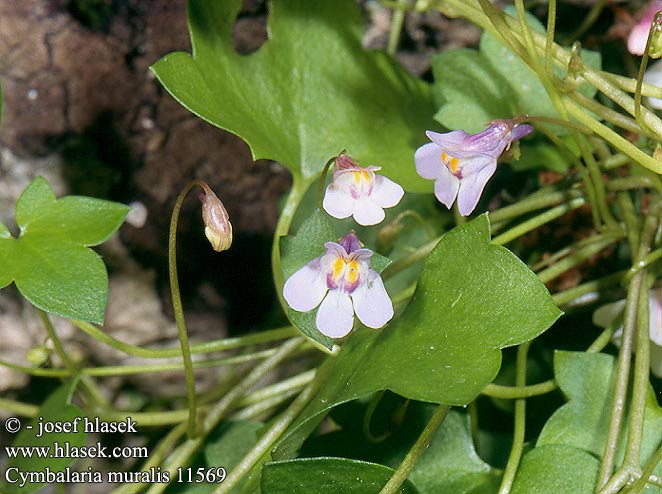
(441, 152, 461, 174)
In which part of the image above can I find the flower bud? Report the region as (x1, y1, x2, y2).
(200, 184, 232, 252)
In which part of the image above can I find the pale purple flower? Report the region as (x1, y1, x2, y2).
(628, 1, 662, 56)
(414, 119, 533, 216)
(323, 153, 404, 226)
(283, 232, 394, 339)
(593, 288, 662, 377)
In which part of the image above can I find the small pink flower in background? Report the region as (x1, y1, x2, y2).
(627, 0, 662, 55)
(414, 119, 533, 216)
(593, 288, 662, 377)
(283, 232, 394, 339)
(323, 152, 404, 226)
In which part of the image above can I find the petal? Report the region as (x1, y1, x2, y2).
(371, 175, 404, 208)
(433, 167, 460, 209)
(415, 142, 443, 180)
(511, 124, 534, 142)
(456, 160, 497, 216)
(353, 198, 386, 226)
(316, 290, 355, 338)
(649, 289, 662, 345)
(426, 129, 469, 150)
(323, 185, 354, 219)
(592, 300, 627, 328)
(352, 270, 394, 329)
(283, 261, 328, 312)
(644, 60, 662, 109)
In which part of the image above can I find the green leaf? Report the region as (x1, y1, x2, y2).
(432, 49, 516, 133)
(274, 214, 560, 457)
(281, 209, 391, 350)
(205, 420, 263, 470)
(433, 8, 601, 134)
(261, 458, 419, 494)
(511, 444, 599, 494)
(408, 411, 500, 494)
(537, 351, 662, 481)
(151, 0, 434, 192)
(343, 214, 561, 404)
(1, 384, 87, 494)
(0, 177, 129, 323)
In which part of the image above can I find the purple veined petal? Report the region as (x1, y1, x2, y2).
(283, 260, 328, 312)
(353, 198, 386, 226)
(352, 270, 394, 329)
(316, 289, 355, 338)
(425, 129, 470, 150)
(511, 124, 534, 142)
(455, 153, 495, 178)
(433, 166, 460, 210)
(370, 175, 404, 208)
(456, 160, 497, 216)
(415, 142, 443, 180)
(323, 185, 354, 220)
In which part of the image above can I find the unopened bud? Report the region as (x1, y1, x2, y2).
(200, 184, 232, 252)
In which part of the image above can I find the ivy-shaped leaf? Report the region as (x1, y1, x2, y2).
(1, 383, 87, 494)
(151, 0, 434, 192)
(433, 8, 601, 134)
(0, 177, 129, 323)
(274, 214, 561, 457)
(261, 458, 420, 494)
(407, 411, 500, 494)
(281, 209, 391, 349)
(537, 351, 662, 484)
(511, 444, 599, 494)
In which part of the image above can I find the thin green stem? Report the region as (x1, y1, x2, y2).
(72, 320, 297, 359)
(624, 443, 662, 493)
(597, 202, 659, 489)
(489, 189, 583, 225)
(378, 404, 451, 494)
(38, 310, 108, 409)
(497, 342, 530, 494)
(551, 271, 626, 308)
(387, 0, 407, 56)
(537, 236, 620, 284)
(491, 198, 586, 246)
(272, 178, 310, 312)
(544, 0, 556, 77)
(213, 375, 322, 494)
(144, 337, 305, 494)
(0, 398, 38, 417)
(169, 179, 208, 439)
(482, 379, 556, 399)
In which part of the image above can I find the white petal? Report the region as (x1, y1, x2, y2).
(283, 261, 328, 312)
(353, 198, 385, 226)
(426, 129, 469, 149)
(433, 167, 460, 210)
(644, 60, 662, 109)
(316, 290, 355, 338)
(456, 161, 497, 216)
(649, 289, 662, 345)
(371, 175, 404, 208)
(352, 270, 394, 329)
(322, 185, 354, 219)
(593, 300, 627, 329)
(415, 143, 443, 180)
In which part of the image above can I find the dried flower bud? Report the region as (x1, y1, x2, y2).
(200, 184, 232, 252)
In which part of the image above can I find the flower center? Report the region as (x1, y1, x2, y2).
(441, 152, 461, 176)
(327, 257, 361, 292)
(349, 171, 374, 198)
